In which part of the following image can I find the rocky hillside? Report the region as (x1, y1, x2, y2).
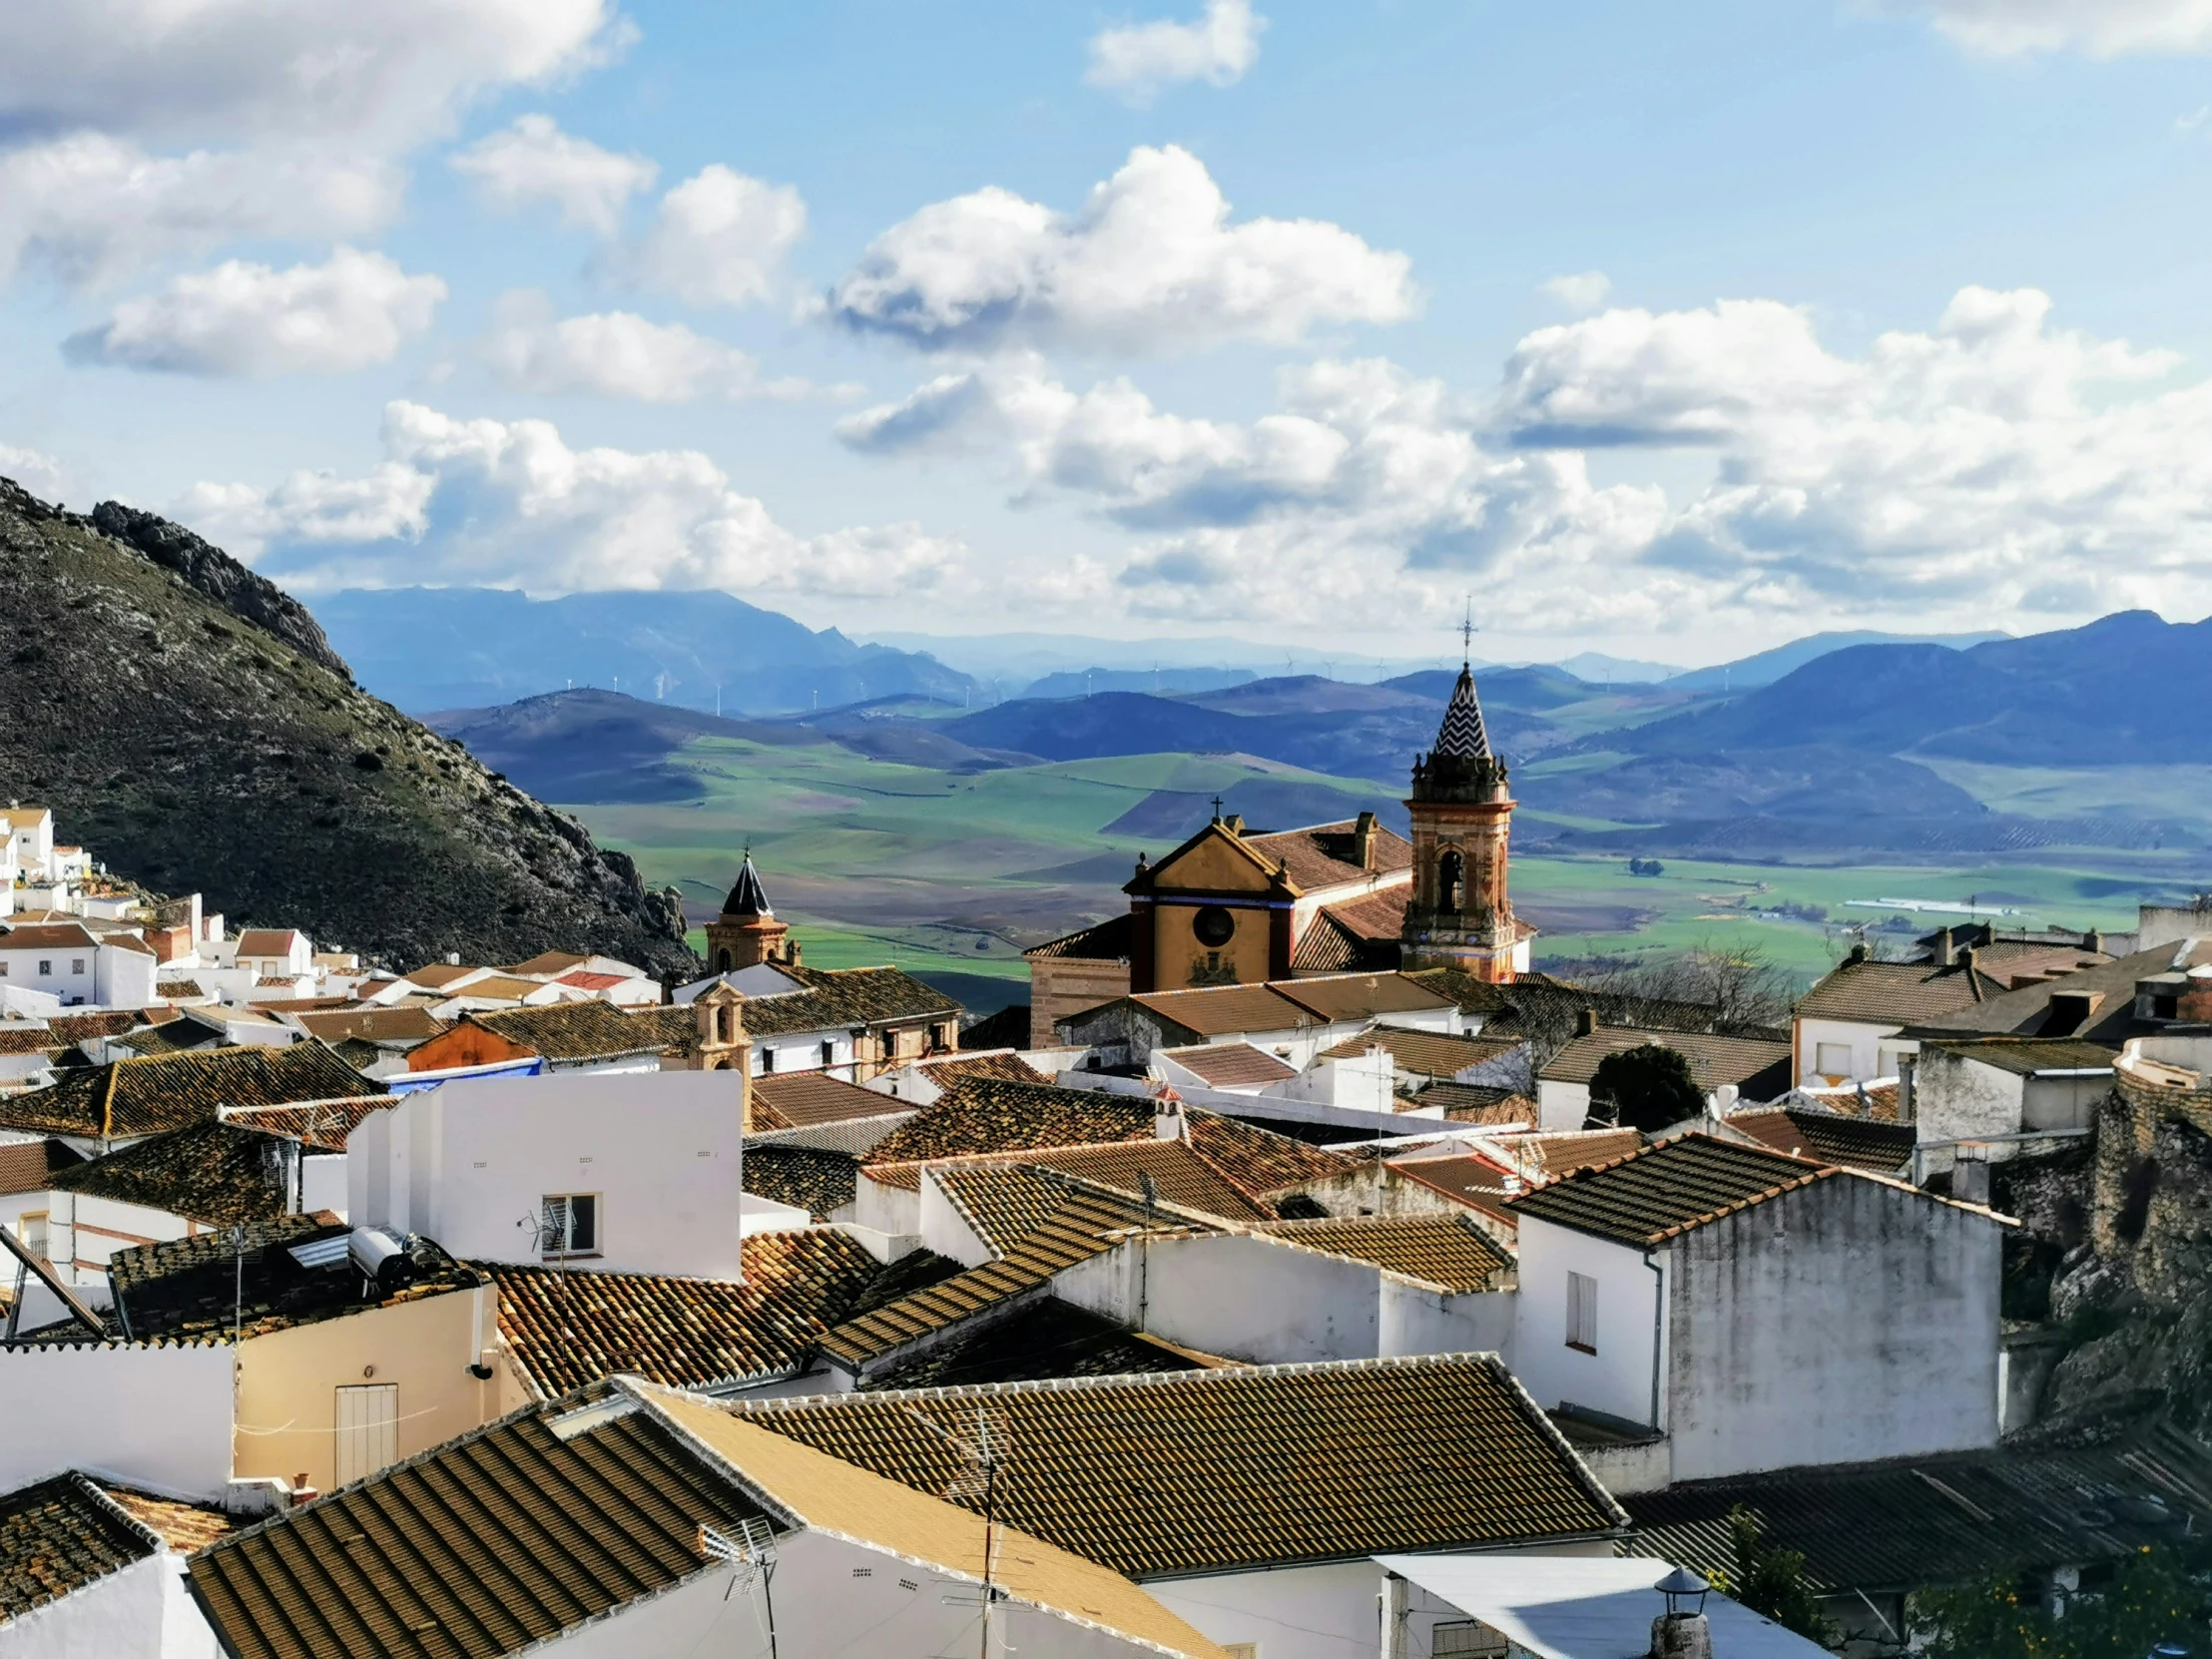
(0, 477, 695, 975)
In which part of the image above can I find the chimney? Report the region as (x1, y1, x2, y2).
(2085, 928, 2103, 954)
(1576, 1007, 1598, 1037)
(1222, 814, 1245, 835)
(1847, 942, 1870, 964)
(445, 951, 461, 966)
(1930, 927, 1954, 967)
(1650, 1613, 1713, 1659)
(1154, 1086, 1185, 1141)
(1353, 810, 1378, 870)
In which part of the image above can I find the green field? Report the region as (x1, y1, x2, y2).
(570, 732, 2199, 1012)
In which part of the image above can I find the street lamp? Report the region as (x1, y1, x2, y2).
(1655, 1567, 1710, 1618)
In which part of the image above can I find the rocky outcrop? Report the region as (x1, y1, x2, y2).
(0, 476, 696, 976)
(86, 498, 350, 682)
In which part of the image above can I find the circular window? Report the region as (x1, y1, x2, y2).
(1193, 905, 1236, 947)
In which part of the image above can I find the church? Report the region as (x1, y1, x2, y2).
(1024, 660, 1536, 1047)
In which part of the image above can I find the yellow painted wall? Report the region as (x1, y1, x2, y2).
(235, 1284, 500, 1494)
(1149, 831, 1278, 895)
(1151, 902, 1273, 991)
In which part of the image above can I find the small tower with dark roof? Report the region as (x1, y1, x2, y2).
(1400, 651, 1528, 981)
(704, 852, 800, 974)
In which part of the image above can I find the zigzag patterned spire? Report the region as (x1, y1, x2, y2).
(1432, 665, 1491, 760)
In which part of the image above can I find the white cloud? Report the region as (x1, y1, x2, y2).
(828, 145, 1414, 355)
(185, 400, 963, 600)
(66, 247, 444, 375)
(0, 0, 622, 151)
(476, 291, 831, 401)
(0, 1, 622, 287)
(626, 165, 808, 307)
(1877, 0, 2212, 55)
(0, 444, 70, 505)
(1542, 271, 1612, 313)
(449, 115, 657, 236)
(1085, 0, 1266, 102)
(0, 135, 397, 289)
(837, 285, 2212, 633)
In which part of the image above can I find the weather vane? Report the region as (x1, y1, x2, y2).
(1460, 594, 1477, 664)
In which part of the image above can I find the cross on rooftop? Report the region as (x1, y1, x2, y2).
(1460, 595, 1477, 665)
(1210, 796, 1225, 821)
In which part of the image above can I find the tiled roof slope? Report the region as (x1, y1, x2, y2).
(0, 1473, 159, 1620)
(1795, 957, 2009, 1024)
(1321, 1027, 1523, 1078)
(912, 1051, 1047, 1088)
(1024, 912, 1132, 962)
(1910, 941, 2212, 1044)
(1157, 1043, 1298, 1087)
(1028, 1141, 1275, 1221)
(102, 1485, 233, 1553)
(0, 1027, 57, 1057)
(0, 1136, 83, 1192)
(1539, 1028, 1792, 1094)
(1390, 1155, 1517, 1225)
(50, 1121, 300, 1227)
(189, 1387, 774, 1659)
(1273, 973, 1455, 1024)
(218, 1098, 390, 1152)
(860, 1078, 1158, 1170)
(1290, 904, 1401, 974)
(1411, 1083, 1538, 1124)
(742, 1144, 858, 1219)
(1244, 820, 1413, 888)
(1183, 1111, 1355, 1196)
(866, 1297, 1213, 1392)
(1253, 1214, 1512, 1293)
(470, 1001, 664, 1061)
(937, 1153, 1261, 1258)
(107, 1219, 481, 1343)
(1128, 985, 1311, 1038)
(818, 1177, 1191, 1370)
(744, 1355, 1628, 1577)
(486, 1230, 889, 1396)
(751, 1070, 908, 1129)
(1919, 1036, 2119, 1075)
(1725, 1107, 1917, 1173)
(777, 962, 960, 1025)
(1504, 1133, 1836, 1246)
(957, 1005, 1032, 1051)
(290, 1006, 446, 1046)
(0, 1040, 382, 1140)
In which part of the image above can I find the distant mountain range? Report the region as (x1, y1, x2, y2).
(314, 587, 982, 716)
(1661, 629, 2009, 691)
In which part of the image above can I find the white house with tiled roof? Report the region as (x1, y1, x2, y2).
(1505, 1132, 2007, 1490)
(1792, 941, 2010, 1086)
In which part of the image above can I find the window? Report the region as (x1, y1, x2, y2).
(0, 963, 8, 977)
(820, 1040, 834, 1067)
(18, 1213, 45, 1259)
(1438, 848, 1465, 911)
(1566, 1271, 1598, 1354)
(1193, 905, 1236, 948)
(70, 958, 84, 976)
(334, 1383, 398, 1486)
(36, 961, 49, 977)
(542, 1194, 599, 1257)
(759, 1046, 778, 1075)
(1814, 1041, 1853, 1078)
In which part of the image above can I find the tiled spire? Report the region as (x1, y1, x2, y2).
(1432, 666, 1491, 761)
(721, 853, 773, 918)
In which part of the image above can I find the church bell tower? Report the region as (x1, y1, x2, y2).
(705, 852, 800, 975)
(1399, 642, 1528, 981)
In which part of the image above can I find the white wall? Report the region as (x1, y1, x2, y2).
(1380, 1277, 1514, 1364)
(1510, 1218, 1665, 1432)
(0, 945, 95, 1006)
(1914, 1049, 2025, 1144)
(0, 1550, 214, 1659)
(855, 1173, 921, 1237)
(549, 1523, 1175, 1659)
(1058, 1234, 1383, 1365)
(1535, 1078, 1589, 1132)
(2020, 1072, 2113, 1131)
(1794, 1016, 1902, 1087)
(1150, 1560, 1384, 1659)
(96, 944, 158, 1010)
(1666, 1175, 2001, 1480)
(918, 1168, 994, 1268)
(351, 1070, 747, 1278)
(0, 1346, 236, 1499)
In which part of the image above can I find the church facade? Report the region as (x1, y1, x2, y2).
(1023, 665, 1533, 1046)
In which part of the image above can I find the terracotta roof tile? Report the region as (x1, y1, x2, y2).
(1539, 1028, 1793, 1097)
(0, 1041, 382, 1140)
(864, 1298, 1213, 1392)
(743, 1145, 858, 1219)
(289, 1006, 447, 1046)
(468, 1001, 665, 1061)
(1408, 1084, 1538, 1124)
(913, 1051, 1048, 1087)
(0, 1474, 160, 1619)
(233, 929, 302, 956)
(485, 1230, 890, 1395)
(1274, 973, 1457, 1025)
(1504, 1132, 1837, 1246)
(1254, 1213, 1511, 1292)
(1918, 1036, 2118, 1076)
(750, 1070, 909, 1130)
(101, 1485, 233, 1553)
(1244, 821, 1413, 889)
(190, 1387, 777, 1659)
(743, 1354, 1627, 1577)
(1024, 913, 1133, 962)
(1795, 958, 2010, 1025)
(1155, 1042, 1297, 1088)
(0, 1136, 83, 1193)
(1320, 1027, 1523, 1079)
(1725, 1107, 1917, 1174)
(0, 1027, 56, 1057)
(1127, 984, 1313, 1038)
(859, 1078, 1159, 1169)
(1389, 1155, 1518, 1225)
(51, 1121, 299, 1227)
(220, 1099, 391, 1152)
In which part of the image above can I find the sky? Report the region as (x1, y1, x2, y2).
(7, 0, 2212, 669)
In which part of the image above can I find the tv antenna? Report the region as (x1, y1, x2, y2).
(905, 1404, 1013, 1659)
(701, 1516, 781, 1658)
